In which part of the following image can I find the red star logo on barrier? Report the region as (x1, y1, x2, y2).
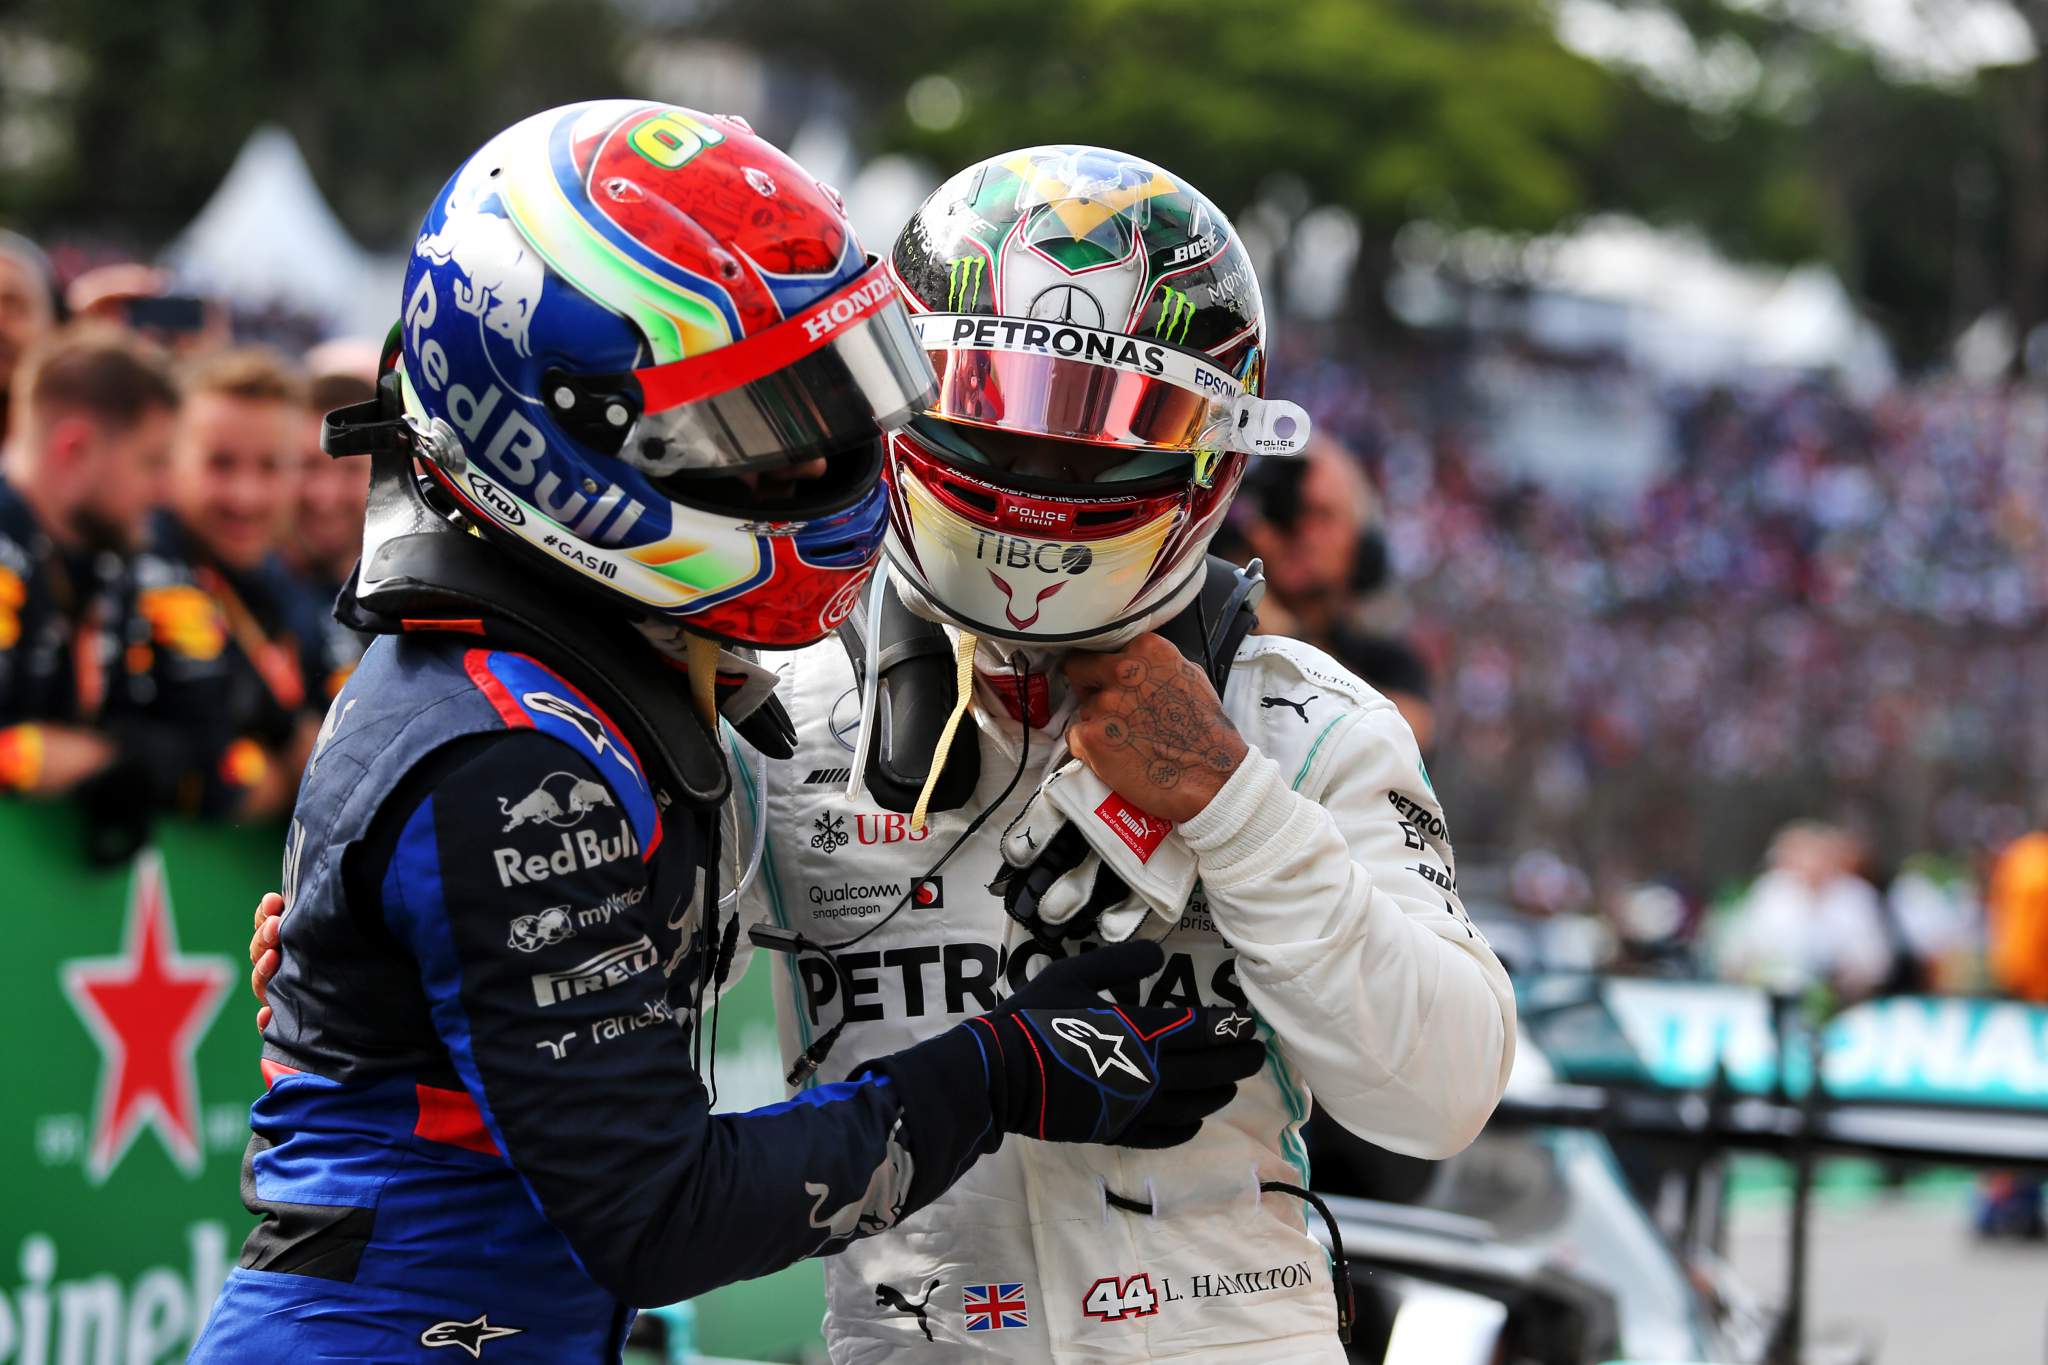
(62, 850, 230, 1183)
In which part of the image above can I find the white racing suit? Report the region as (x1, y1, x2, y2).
(731, 630, 1516, 1363)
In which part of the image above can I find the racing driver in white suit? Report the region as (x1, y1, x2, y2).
(728, 145, 1516, 1363)
(251, 144, 1516, 1362)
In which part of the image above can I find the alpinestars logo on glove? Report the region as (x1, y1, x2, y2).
(1049, 1015, 1150, 1083)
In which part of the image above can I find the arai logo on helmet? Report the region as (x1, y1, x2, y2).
(466, 471, 526, 526)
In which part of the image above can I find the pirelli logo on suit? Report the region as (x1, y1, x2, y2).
(530, 935, 658, 1007)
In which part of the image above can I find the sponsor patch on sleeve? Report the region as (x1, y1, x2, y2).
(1093, 794, 1172, 863)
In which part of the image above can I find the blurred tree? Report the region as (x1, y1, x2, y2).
(698, 0, 1618, 327)
(0, 0, 627, 249)
(1578, 0, 2029, 367)
(2000, 1, 2048, 365)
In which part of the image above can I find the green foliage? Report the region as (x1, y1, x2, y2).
(0, 0, 627, 247)
(0, 0, 2035, 363)
(711, 0, 1616, 238)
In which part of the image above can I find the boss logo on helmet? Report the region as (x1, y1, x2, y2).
(972, 532, 1094, 575)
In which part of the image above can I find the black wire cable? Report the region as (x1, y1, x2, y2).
(1103, 1182, 1353, 1344)
(752, 652, 1035, 1084)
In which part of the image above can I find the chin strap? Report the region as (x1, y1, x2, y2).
(843, 558, 1262, 822)
(910, 631, 978, 834)
(685, 633, 721, 732)
(839, 581, 982, 814)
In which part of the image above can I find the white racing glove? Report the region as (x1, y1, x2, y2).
(993, 757, 1198, 944)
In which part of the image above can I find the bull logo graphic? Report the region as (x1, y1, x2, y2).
(498, 771, 617, 832)
(416, 182, 545, 359)
(987, 571, 1066, 629)
(806, 1130, 915, 1245)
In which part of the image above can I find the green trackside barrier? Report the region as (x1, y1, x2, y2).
(0, 800, 825, 1364)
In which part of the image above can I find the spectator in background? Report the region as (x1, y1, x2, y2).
(1233, 436, 1437, 750)
(137, 347, 337, 819)
(66, 262, 228, 355)
(1715, 821, 1894, 1002)
(0, 230, 59, 445)
(0, 326, 222, 860)
(285, 369, 375, 683)
(1987, 829, 2048, 1003)
(1977, 827, 2048, 1238)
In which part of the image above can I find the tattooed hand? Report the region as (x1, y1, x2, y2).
(1062, 634, 1247, 823)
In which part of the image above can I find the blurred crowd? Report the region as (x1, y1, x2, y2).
(9, 209, 2048, 1013)
(0, 227, 374, 863)
(1236, 332, 2048, 1006)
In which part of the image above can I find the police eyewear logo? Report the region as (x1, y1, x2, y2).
(530, 935, 658, 1007)
(507, 906, 575, 953)
(498, 771, 617, 832)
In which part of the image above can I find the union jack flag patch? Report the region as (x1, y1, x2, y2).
(963, 1282, 1028, 1331)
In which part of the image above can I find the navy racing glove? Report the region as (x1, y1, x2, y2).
(870, 940, 1265, 1152)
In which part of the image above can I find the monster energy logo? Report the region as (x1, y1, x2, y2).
(948, 256, 987, 310)
(1154, 286, 1195, 344)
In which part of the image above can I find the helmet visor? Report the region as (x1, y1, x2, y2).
(904, 412, 1190, 491)
(910, 311, 1312, 458)
(554, 258, 937, 479)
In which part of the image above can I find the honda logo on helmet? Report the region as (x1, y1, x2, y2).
(801, 274, 897, 343)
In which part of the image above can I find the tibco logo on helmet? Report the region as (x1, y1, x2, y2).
(388, 100, 936, 649)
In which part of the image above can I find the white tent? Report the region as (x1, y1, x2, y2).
(163, 125, 403, 338)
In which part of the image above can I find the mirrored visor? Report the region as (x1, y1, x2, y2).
(554, 258, 938, 478)
(915, 311, 1225, 451)
(909, 312, 1312, 458)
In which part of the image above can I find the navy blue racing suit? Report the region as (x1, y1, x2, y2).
(190, 635, 989, 1362)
